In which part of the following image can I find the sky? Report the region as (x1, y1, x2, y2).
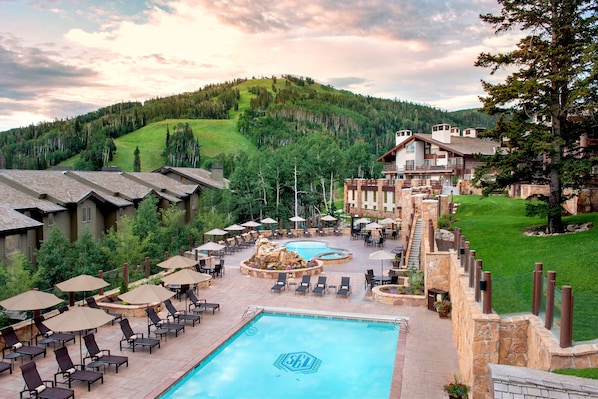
(0, 0, 520, 132)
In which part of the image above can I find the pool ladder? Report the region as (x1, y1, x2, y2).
(394, 317, 410, 334)
(242, 306, 259, 319)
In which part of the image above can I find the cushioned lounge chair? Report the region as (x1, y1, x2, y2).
(83, 333, 128, 373)
(186, 289, 220, 315)
(146, 307, 185, 337)
(119, 318, 160, 354)
(164, 299, 200, 327)
(34, 316, 76, 347)
(312, 276, 327, 296)
(54, 346, 103, 391)
(336, 276, 352, 297)
(1, 326, 46, 361)
(303, 227, 312, 237)
(271, 273, 287, 293)
(295, 275, 311, 295)
(21, 361, 74, 399)
(85, 297, 122, 325)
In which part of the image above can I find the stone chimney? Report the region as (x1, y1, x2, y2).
(211, 164, 223, 181)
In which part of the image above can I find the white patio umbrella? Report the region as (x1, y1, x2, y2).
(157, 255, 198, 270)
(379, 217, 396, 225)
(368, 250, 395, 277)
(241, 221, 261, 230)
(260, 217, 277, 224)
(203, 228, 228, 243)
(195, 241, 225, 254)
(321, 215, 337, 222)
(355, 217, 371, 224)
(365, 222, 384, 230)
(289, 215, 306, 229)
(43, 306, 114, 366)
(225, 224, 245, 235)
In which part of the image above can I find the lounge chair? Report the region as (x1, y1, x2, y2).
(83, 333, 128, 373)
(146, 307, 185, 337)
(333, 225, 342, 236)
(1, 326, 46, 361)
(85, 297, 123, 325)
(312, 276, 327, 296)
(336, 277, 352, 297)
(302, 227, 312, 237)
(34, 316, 76, 347)
(186, 289, 220, 315)
(295, 275, 311, 295)
(0, 360, 11, 375)
(286, 227, 295, 238)
(119, 318, 160, 354)
(271, 273, 287, 293)
(53, 346, 103, 391)
(164, 299, 201, 327)
(210, 263, 223, 278)
(20, 361, 74, 399)
(317, 227, 327, 236)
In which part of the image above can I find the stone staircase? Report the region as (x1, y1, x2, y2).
(407, 218, 422, 269)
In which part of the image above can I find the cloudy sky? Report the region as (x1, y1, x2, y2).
(0, 0, 518, 131)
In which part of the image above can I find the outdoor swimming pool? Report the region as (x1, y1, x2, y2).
(285, 240, 349, 261)
(159, 312, 401, 399)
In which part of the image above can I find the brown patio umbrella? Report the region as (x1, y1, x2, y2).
(56, 274, 110, 306)
(0, 289, 64, 340)
(161, 269, 211, 309)
(118, 284, 176, 334)
(157, 255, 198, 270)
(43, 306, 114, 365)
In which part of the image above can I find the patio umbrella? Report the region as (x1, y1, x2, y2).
(157, 255, 198, 270)
(355, 217, 371, 224)
(194, 241, 225, 258)
(321, 215, 337, 222)
(368, 250, 395, 277)
(241, 221, 261, 230)
(161, 269, 211, 309)
(203, 228, 228, 243)
(379, 217, 396, 225)
(43, 306, 113, 366)
(365, 222, 384, 230)
(260, 217, 277, 224)
(56, 274, 109, 306)
(289, 215, 306, 229)
(0, 289, 64, 340)
(225, 224, 245, 235)
(118, 284, 176, 334)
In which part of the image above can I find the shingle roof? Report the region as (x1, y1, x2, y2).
(0, 181, 66, 213)
(67, 171, 154, 201)
(0, 169, 132, 207)
(121, 172, 199, 198)
(0, 206, 43, 233)
(158, 167, 229, 189)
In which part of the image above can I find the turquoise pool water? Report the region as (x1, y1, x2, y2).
(159, 313, 400, 399)
(284, 240, 348, 260)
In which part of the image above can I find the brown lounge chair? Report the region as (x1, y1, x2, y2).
(34, 316, 76, 347)
(119, 318, 160, 354)
(83, 333, 128, 373)
(20, 361, 74, 399)
(1, 326, 46, 361)
(146, 306, 185, 337)
(186, 289, 220, 315)
(54, 346, 103, 391)
(85, 297, 123, 325)
(0, 360, 11, 375)
(164, 299, 201, 327)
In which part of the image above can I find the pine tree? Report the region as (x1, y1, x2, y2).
(474, 0, 598, 233)
(133, 146, 141, 172)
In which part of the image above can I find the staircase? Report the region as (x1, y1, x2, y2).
(407, 218, 422, 269)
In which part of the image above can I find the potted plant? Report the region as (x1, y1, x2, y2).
(443, 375, 468, 398)
(392, 254, 401, 268)
(434, 294, 452, 318)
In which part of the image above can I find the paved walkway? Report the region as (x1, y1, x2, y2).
(2, 234, 459, 398)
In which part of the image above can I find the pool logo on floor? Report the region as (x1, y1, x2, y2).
(274, 351, 321, 374)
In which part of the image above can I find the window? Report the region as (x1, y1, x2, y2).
(87, 207, 92, 222)
(406, 143, 415, 153)
(48, 213, 54, 227)
(82, 206, 92, 223)
(118, 208, 124, 218)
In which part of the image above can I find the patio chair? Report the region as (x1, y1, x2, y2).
(53, 346, 103, 391)
(85, 297, 123, 325)
(119, 318, 160, 354)
(58, 306, 69, 314)
(1, 326, 46, 361)
(210, 263, 223, 278)
(333, 225, 342, 236)
(364, 273, 375, 290)
(34, 316, 76, 347)
(286, 227, 295, 238)
(302, 227, 312, 237)
(0, 360, 11, 375)
(146, 306, 185, 337)
(270, 273, 287, 293)
(20, 361, 74, 399)
(295, 275, 311, 295)
(336, 277, 352, 297)
(316, 227, 327, 236)
(186, 289, 220, 315)
(164, 299, 201, 327)
(312, 276, 328, 296)
(83, 333, 128, 373)
(218, 258, 225, 276)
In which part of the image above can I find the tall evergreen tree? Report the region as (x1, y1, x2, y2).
(474, 0, 598, 233)
(133, 146, 141, 172)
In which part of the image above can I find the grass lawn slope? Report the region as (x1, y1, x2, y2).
(454, 195, 598, 342)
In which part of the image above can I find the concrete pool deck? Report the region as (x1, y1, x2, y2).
(2, 234, 459, 398)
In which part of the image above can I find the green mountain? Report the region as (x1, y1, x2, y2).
(0, 75, 497, 172)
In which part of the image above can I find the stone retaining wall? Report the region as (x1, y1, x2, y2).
(239, 260, 323, 278)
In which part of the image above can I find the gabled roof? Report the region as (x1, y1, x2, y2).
(0, 181, 66, 214)
(156, 167, 229, 190)
(0, 170, 132, 207)
(0, 206, 43, 234)
(65, 171, 157, 202)
(377, 134, 500, 162)
(121, 172, 200, 198)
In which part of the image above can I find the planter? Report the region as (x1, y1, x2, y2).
(438, 310, 450, 318)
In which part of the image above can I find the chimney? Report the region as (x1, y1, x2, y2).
(211, 164, 223, 181)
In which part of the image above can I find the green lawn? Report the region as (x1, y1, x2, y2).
(453, 195, 598, 341)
